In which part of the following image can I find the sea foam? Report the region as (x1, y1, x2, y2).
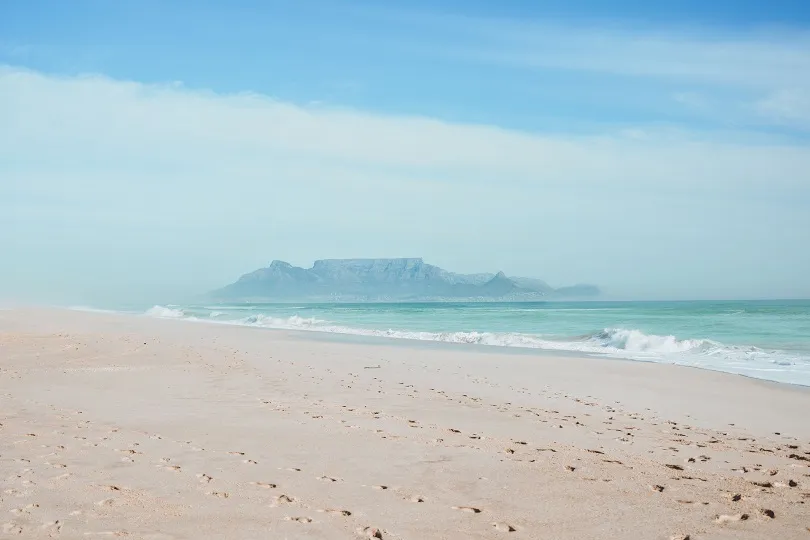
(145, 305, 185, 319)
(232, 314, 769, 356)
(130, 305, 809, 385)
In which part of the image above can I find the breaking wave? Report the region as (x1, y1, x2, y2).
(132, 305, 808, 385)
(145, 305, 185, 319)
(241, 314, 327, 328)
(587, 328, 715, 354)
(226, 314, 787, 360)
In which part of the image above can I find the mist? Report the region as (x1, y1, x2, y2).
(2, 67, 809, 304)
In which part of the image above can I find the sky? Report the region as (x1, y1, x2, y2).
(2, 0, 810, 304)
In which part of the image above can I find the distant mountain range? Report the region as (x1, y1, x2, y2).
(211, 258, 599, 302)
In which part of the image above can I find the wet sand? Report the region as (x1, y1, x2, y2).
(1, 308, 809, 539)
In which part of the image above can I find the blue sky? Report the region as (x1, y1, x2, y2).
(2, 0, 810, 303)
(4, 0, 810, 134)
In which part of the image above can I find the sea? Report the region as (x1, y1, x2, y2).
(79, 300, 810, 387)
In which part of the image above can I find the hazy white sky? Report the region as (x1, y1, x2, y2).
(2, 2, 810, 303)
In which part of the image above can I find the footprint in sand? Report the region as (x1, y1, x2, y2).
(356, 526, 383, 538)
(250, 481, 276, 489)
(2, 523, 23, 535)
(319, 509, 352, 516)
(760, 509, 775, 519)
(197, 473, 213, 483)
(372, 485, 388, 491)
(84, 530, 135, 537)
(243, 459, 258, 465)
(317, 476, 340, 482)
(715, 513, 749, 523)
(491, 522, 516, 532)
(273, 494, 297, 505)
(285, 516, 313, 523)
(408, 495, 425, 503)
(207, 491, 229, 498)
(650, 485, 665, 492)
(40, 520, 62, 534)
(452, 506, 482, 513)
(96, 498, 115, 507)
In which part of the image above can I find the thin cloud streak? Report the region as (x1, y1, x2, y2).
(375, 7, 810, 89)
(353, 6, 810, 130)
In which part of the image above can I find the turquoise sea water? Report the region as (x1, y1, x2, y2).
(100, 300, 810, 386)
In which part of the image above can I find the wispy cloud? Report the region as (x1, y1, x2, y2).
(354, 7, 810, 131)
(464, 23, 810, 88)
(754, 89, 810, 127)
(473, 24, 810, 130)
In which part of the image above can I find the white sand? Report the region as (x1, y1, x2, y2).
(1, 308, 809, 539)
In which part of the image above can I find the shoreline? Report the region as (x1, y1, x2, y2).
(5, 306, 810, 435)
(72, 303, 810, 390)
(2, 307, 809, 539)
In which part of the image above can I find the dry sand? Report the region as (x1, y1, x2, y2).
(1, 308, 809, 539)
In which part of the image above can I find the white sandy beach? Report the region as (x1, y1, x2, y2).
(1, 308, 809, 539)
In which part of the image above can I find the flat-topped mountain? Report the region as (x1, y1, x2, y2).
(212, 258, 599, 302)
